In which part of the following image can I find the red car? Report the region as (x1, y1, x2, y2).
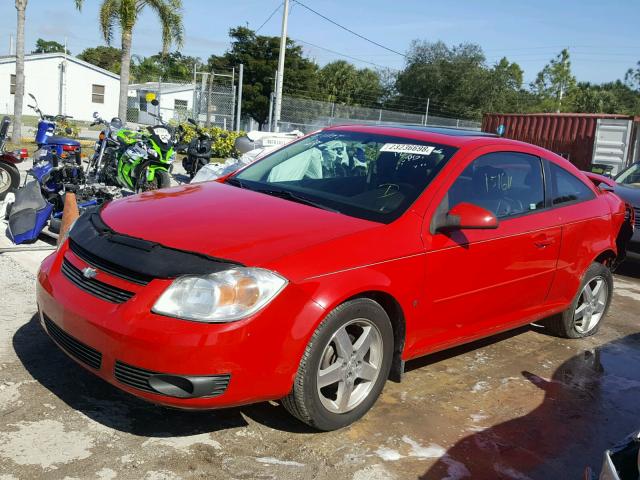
(37, 125, 632, 431)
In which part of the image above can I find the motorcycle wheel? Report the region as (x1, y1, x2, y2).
(0, 162, 20, 201)
(135, 162, 171, 193)
(192, 159, 209, 179)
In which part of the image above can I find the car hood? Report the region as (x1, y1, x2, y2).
(613, 184, 640, 206)
(99, 181, 381, 270)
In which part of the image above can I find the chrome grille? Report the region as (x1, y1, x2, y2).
(61, 258, 135, 304)
(43, 314, 102, 370)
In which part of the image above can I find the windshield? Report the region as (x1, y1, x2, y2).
(231, 130, 458, 223)
(616, 163, 640, 188)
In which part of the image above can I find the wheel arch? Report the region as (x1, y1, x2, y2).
(346, 290, 406, 383)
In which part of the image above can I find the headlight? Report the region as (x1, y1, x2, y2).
(152, 268, 287, 322)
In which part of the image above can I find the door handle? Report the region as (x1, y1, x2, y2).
(533, 235, 554, 248)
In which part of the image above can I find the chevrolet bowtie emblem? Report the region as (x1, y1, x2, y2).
(82, 267, 97, 279)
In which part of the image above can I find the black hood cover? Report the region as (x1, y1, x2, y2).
(68, 206, 242, 284)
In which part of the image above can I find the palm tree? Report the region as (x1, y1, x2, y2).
(11, 0, 28, 143)
(75, 0, 183, 120)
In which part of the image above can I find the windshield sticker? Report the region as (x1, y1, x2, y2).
(380, 143, 436, 155)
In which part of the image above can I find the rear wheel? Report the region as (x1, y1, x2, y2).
(282, 298, 393, 431)
(0, 162, 20, 201)
(545, 262, 613, 338)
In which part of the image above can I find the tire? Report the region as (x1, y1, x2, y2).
(282, 298, 393, 431)
(135, 162, 171, 193)
(545, 262, 613, 338)
(0, 162, 20, 201)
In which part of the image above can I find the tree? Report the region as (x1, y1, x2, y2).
(317, 61, 383, 107)
(130, 51, 203, 83)
(75, 0, 184, 119)
(32, 38, 69, 54)
(531, 49, 576, 112)
(77, 46, 122, 73)
(394, 40, 496, 119)
(625, 61, 640, 91)
(208, 26, 319, 128)
(11, 0, 27, 142)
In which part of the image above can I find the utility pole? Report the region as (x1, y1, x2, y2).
(235, 63, 243, 131)
(9, 34, 13, 55)
(273, 0, 290, 132)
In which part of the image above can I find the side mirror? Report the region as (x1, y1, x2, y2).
(151, 99, 159, 106)
(435, 202, 498, 232)
(188, 118, 197, 126)
(65, 127, 73, 135)
(93, 112, 99, 119)
(28, 93, 36, 101)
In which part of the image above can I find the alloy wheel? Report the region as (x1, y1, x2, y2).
(316, 318, 383, 414)
(0, 168, 10, 194)
(574, 276, 609, 334)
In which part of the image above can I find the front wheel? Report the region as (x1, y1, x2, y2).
(135, 162, 171, 193)
(282, 298, 393, 431)
(545, 262, 613, 338)
(0, 161, 20, 201)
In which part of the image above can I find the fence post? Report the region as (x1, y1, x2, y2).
(157, 77, 162, 119)
(424, 98, 430, 126)
(267, 92, 274, 132)
(378, 108, 382, 124)
(456, 119, 460, 128)
(205, 72, 212, 127)
(192, 64, 198, 121)
(235, 63, 243, 132)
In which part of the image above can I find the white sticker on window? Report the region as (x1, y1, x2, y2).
(380, 143, 436, 155)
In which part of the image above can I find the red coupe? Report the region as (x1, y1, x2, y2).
(37, 125, 633, 430)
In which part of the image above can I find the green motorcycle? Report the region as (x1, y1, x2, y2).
(116, 123, 175, 191)
(89, 105, 174, 192)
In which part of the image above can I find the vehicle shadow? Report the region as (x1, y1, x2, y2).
(420, 333, 640, 479)
(13, 314, 315, 437)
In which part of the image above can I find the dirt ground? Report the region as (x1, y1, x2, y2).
(1, 162, 640, 479)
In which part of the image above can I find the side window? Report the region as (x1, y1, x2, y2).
(448, 152, 545, 219)
(549, 162, 595, 205)
(10, 74, 15, 95)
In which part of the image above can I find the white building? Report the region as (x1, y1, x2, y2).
(0, 53, 120, 122)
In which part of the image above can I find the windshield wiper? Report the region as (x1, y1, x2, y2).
(255, 188, 340, 213)
(225, 177, 244, 188)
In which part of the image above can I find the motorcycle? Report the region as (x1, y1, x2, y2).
(89, 103, 173, 192)
(27, 93, 82, 164)
(117, 100, 174, 192)
(180, 118, 212, 179)
(0, 116, 28, 201)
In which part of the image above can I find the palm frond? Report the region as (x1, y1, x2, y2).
(99, 0, 121, 45)
(140, 0, 184, 54)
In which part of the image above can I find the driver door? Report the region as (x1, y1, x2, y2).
(414, 149, 561, 353)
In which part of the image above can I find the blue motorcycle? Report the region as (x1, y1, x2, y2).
(27, 93, 82, 164)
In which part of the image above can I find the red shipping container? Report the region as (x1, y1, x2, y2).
(482, 113, 638, 171)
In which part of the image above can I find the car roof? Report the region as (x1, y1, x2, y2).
(325, 124, 512, 148)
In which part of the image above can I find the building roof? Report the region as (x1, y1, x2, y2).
(0, 53, 120, 80)
(129, 82, 196, 94)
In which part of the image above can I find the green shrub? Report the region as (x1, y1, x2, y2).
(175, 122, 244, 159)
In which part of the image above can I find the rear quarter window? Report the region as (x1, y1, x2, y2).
(549, 162, 596, 206)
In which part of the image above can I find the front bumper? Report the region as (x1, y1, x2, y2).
(36, 245, 325, 409)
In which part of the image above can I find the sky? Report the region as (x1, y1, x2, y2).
(0, 0, 638, 85)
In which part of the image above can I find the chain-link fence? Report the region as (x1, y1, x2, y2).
(277, 94, 480, 133)
(127, 71, 236, 128)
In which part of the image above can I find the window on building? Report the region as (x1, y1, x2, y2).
(92, 84, 105, 104)
(174, 99, 188, 113)
(10, 74, 15, 95)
